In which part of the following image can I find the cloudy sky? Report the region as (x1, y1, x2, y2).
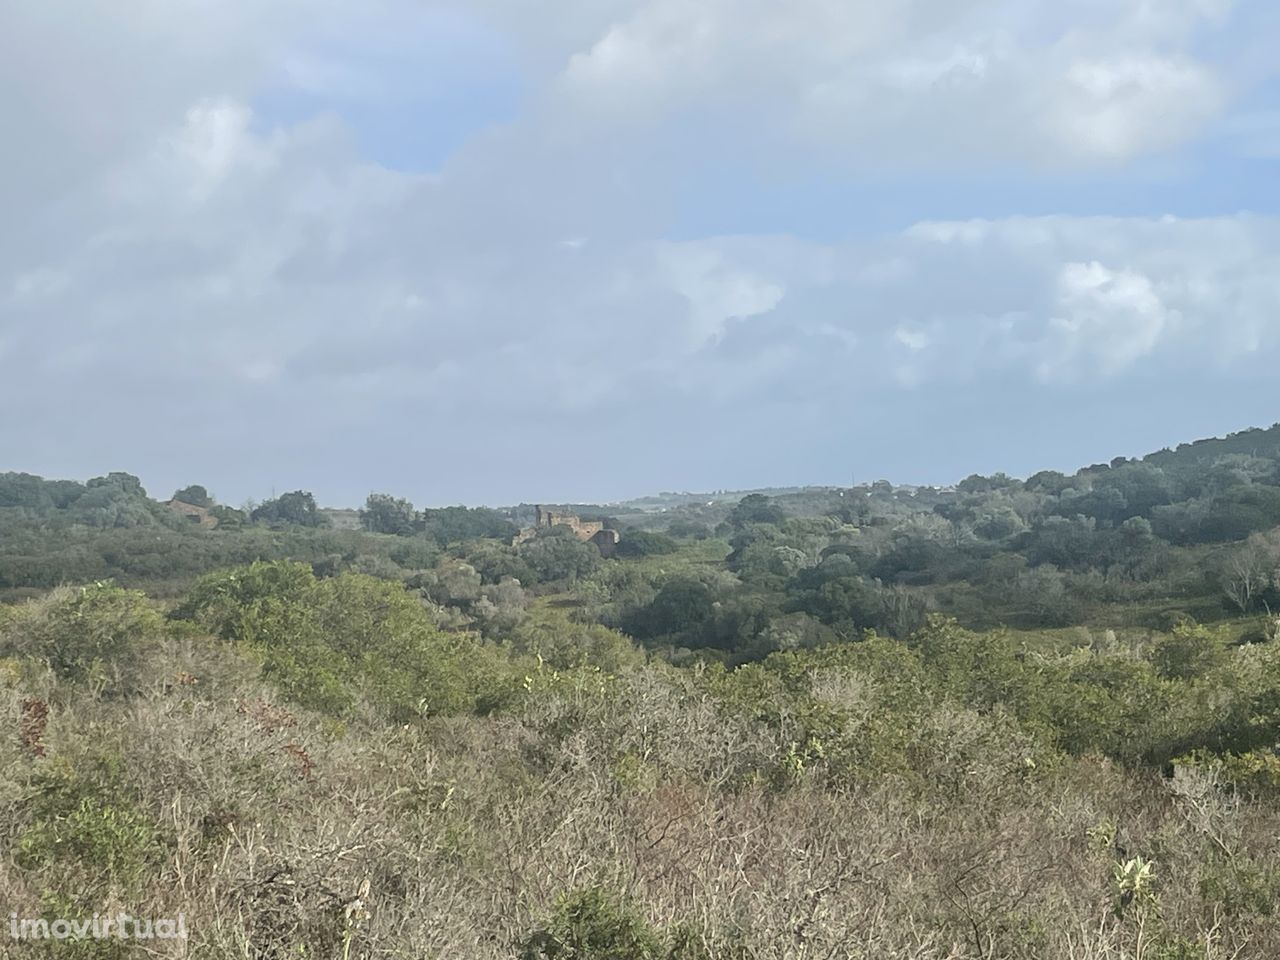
(3, 1, 1279, 507)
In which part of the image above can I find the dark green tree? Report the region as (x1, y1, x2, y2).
(251, 491, 328, 528)
(172, 485, 212, 507)
(728, 494, 785, 529)
(361, 493, 418, 536)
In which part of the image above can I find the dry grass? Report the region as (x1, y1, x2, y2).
(1, 631, 1278, 960)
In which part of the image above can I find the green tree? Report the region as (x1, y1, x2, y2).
(728, 494, 785, 529)
(1152, 623, 1230, 680)
(519, 528, 602, 583)
(614, 529, 678, 558)
(178, 561, 512, 719)
(172, 485, 212, 507)
(69, 474, 155, 528)
(624, 575, 716, 640)
(361, 492, 418, 535)
(0, 583, 164, 687)
(251, 490, 329, 528)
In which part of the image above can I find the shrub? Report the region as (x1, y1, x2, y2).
(614, 530, 678, 558)
(517, 888, 666, 960)
(16, 759, 165, 902)
(177, 561, 516, 720)
(0, 583, 163, 687)
(1151, 622, 1230, 680)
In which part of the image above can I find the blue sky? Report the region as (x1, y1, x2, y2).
(2, 0, 1279, 507)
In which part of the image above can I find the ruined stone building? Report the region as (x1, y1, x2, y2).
(514, 505, 620, 556)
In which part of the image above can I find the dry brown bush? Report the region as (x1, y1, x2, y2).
(1, 630, 1278, 960)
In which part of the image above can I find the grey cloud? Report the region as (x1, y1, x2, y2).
(2, 2, 1278, 504)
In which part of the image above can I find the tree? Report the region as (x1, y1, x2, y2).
(472, 578, 529, 635)
(613, 529, 678, 558)
(1221, 530, 1280, 613)
(172, 485, 212, 507)
(974, 507, 1026, 541)
(361, 493, 417, 536)
(0, 472, 84, 511)
(666, 518, 711, 540)
(420, 506, 518, 545)
(624, 575, 715, 640)
(416, 558, 483, 606)
(1025, 515, 1099, 570)
(518, 528, 602, 583)
(210, 504, 246, 528)
(1151, 623, 1229, 680)
(250, 491, 328, 528)
(728, 494, 785, 529)
(958, 472, 1020, 494)
(1025, 470, 1072, 496)
(87, 472, 146, 497)
(70, 473, 154, 528)
(879, 583, 934, 638)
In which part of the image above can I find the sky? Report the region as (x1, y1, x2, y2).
(2, 0, 1279, 508)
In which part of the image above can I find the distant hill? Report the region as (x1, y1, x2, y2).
(1144, 423, 1280, 472)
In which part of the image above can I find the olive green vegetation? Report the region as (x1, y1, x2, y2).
(1, 425, 1280, 956)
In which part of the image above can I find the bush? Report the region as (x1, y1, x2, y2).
(1151, 622, 1230, 680)
(517, 889, 666, 960)
(16, 758, 165, 901)
(0, 583, 164, 687)
(519, 529, 602, 583)
(614, 530, 678, 558)
(177, 561, 517, 720)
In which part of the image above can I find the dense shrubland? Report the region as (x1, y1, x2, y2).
(3, 577, 1280, 957)
(2, 425, 1280, 956)
(6, 425, 1280, 642)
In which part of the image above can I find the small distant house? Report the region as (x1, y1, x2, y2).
(165, 498, 219, 529)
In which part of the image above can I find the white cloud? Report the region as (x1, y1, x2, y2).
(658, 243, 786, 348)
(0, 0, 1276, 501)
(1047, 57, 1221, 161)
(1042, 261, 1175, 379)
(551, 0, 1237, 166)
(894, 327, 933, 352)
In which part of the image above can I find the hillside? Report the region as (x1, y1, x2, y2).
(2, 427, 1280, 956)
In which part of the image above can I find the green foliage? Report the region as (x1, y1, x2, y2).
(172, 484, 212, 507)
(67, 473, 157, 528)
(728, 493, 785, 529)
(0, 582, 164, 686)
(1151, 622, 1230, 680)
(361, 492, 417, 535)
(517, 889, 668, 960)
(17, 759, 165, 899)
(1178, 749, 1280, 798)
(421, 505, 518, 545)
(177, 561, 515, 719)
(666, 518, 711, 540)
(209, 503, 246, 528)
(519, 528, 602, 583)
(19, 791, 159, 887)
(614, 529, 678, 558)
(411, 557, 483, 607)
(1198, 859, 1280, 917)
(0, 471, 87, 511)
(512, 601, 645, 673)
(251, 490, 329, 527)
(622, 574, 720, 642)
